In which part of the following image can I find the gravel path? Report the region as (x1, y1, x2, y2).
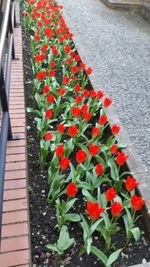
(58, 0, 150, 174)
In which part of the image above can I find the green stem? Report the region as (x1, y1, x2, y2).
(78, 246, 86, 257)
(132, 209, 136, 222)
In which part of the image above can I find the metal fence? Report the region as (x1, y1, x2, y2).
(0, 0, 17, 241)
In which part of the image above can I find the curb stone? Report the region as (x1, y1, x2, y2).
(129, 263, 150, 267)
(100, 0, 141, 9)
(139, 3, 150, 22)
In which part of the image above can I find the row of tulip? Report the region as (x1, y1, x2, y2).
(23, 0, 145, 265)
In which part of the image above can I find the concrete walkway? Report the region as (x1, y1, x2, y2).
(58, 0, 150, 175)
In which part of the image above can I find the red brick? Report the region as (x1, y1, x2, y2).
(10, 85, 24, 90)
(4, 179, 26, 190)
(0, 249, 30, 266)
(11, 133, 26, 139)
(10, 82, 24, 86)
(3, 199, 27, 212)
(10, 99, 24, 105)
(5, 170, 26, 181)
(12, 127, 25, 133)
(7, 147, 26, 155)
(5, 170, 26, 180)
(2, 210, 28, 224)
(10, 102, 25, 107)
(10, 109, 25, 115)
(7, 140, 26, 148)
(4, 188, 27, 201)
(10, 109, 25, 114)
(2, 222, 28, 238)
(11, 119, 25, 126)
(1, 236, 29, 253)
(10, 103, 25, 111)
(6, 154, 26, 163)
(10, 93, 24, 97)
(6, 161, 26, 171)
(10, 95, 24, 99)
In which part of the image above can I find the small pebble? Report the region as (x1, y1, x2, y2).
(35, 255, 39, 259)
(46, 252, 51, 257)
(142, 258, 147, 264)
(142, 236, 147, 246)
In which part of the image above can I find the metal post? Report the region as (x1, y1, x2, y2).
(0, 69, 9, 112)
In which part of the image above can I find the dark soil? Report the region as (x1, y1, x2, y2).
(21, 6, 150, 267)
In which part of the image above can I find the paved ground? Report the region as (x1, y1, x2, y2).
(58, 0, 150, 174)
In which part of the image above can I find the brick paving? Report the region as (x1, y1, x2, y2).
(0, 8, 31, 267)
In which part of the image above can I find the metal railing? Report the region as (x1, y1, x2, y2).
(0, 0, 17, 241)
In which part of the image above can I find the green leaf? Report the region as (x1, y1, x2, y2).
(58, 225, 74, 250)
(70, 163, 76, 180)
(78, 181, 92, 191)
(101, 212, 111, 230)
(65, 213, 81, 222)
(79, 124, 90, 135)
(82, 188, 96, 202)
(46, 244, 58, 253)
(91, 245, 108, 265)
(64, 198, 77, 213)
(90, 218, 103, 235)
(87, 238, 92, 254)
(114, 195, 122, 204)
(107, 159, 119, 180)
(123, 214, 130, 238)
(124, 207, 133, 228)
(35, 93, 42, 108)
(106, 249, 122, 267)
(35, 118, 42, 132)
(95, 155, 105, 166)
(118, 143, 127, 149)
(97, 189, 107, 208)
(130, 227, 141, 241)
(106, 136, 115, 147)
(26, 107, 33, 112)
(80, 215, 90, 241)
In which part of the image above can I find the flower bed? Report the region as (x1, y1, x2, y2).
(22, 0, 150, 266)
